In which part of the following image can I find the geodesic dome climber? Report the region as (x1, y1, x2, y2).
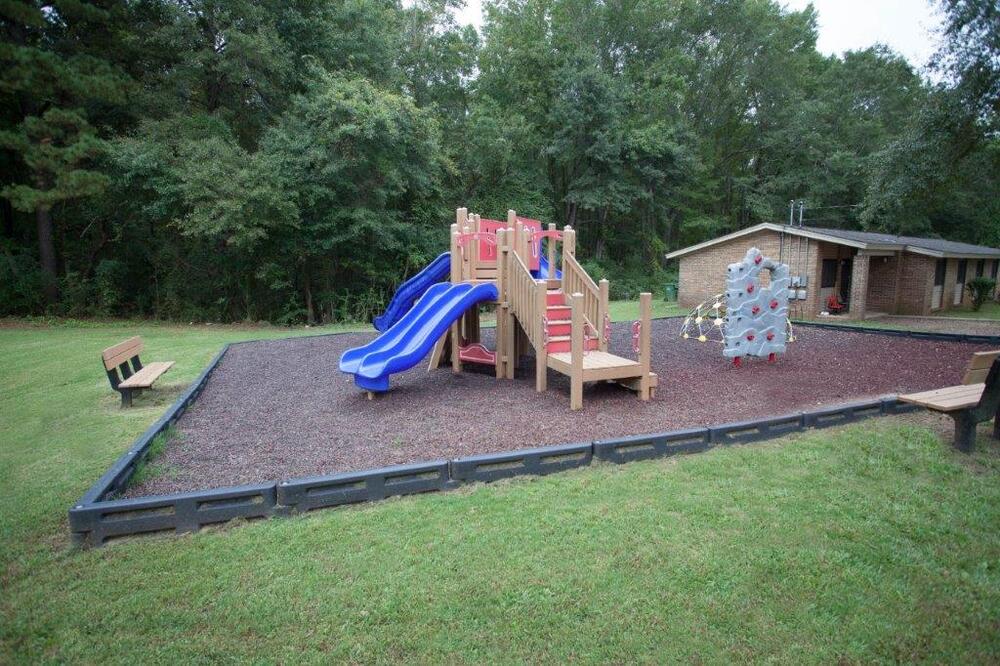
(679, 247, 795, 366)
(723, 247, 791, 366)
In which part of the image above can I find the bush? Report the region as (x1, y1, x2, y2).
(966, 276, 997, 311)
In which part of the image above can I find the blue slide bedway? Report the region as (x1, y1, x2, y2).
(372, 252, 451, 332)
(341, 282, 499, 393)
(535, 253, 562, 280)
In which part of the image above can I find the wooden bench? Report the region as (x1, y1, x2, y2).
(899, 350, 1000, 452)
(101, 336, 174, 407)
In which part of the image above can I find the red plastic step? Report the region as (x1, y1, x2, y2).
(546, 336, 599, 354)
(546, 305, 571, 321)
(546, 290, 565, 306)
(547, 321, 571, 337)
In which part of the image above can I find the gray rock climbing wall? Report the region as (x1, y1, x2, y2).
(723, 247, 790, 365)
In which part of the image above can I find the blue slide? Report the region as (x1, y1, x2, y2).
(535, 253, 562, 280)
(341, 282, 499, 392)
(373, 252, 451, 332)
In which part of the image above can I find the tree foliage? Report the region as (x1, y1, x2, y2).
(1, 0, 997, 321)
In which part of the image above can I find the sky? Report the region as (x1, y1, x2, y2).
(451, 0, 944, 69)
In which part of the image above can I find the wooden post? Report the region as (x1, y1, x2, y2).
(562, 226, 576, 280)
(450, 224, 460, 283)
(570, 292, 584, 410)
(547, 222, 556, 274)
(450, 227, 463, 373)
(597, 278, 609, 352)
(496, 228, 507, 379)
(638, 292, 652, 401)
(507, 210, 517, 264)
(535, 280, 547, 392)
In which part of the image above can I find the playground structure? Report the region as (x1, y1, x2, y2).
(341, 208, 657, 409)
(680, 247, 794, 366)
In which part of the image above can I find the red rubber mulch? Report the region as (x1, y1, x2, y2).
(122, 320, 994, 497)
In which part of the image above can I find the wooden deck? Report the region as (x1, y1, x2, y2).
(548, 350, 656, 384)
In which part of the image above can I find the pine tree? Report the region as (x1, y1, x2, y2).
(0, 1, 128, 303)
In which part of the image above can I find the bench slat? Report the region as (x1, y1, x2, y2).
(899, 383, 985, 412)
(118, 361, 175, 389)
(102, 336, 143, 370)
(967, 350, 1000, 372)
(962, 367, 991, 385)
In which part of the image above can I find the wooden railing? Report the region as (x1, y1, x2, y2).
(561, 252, 610, 351)
(506, 245, 542, 350)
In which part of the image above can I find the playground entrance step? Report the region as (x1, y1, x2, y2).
(546, 335, 600, 354)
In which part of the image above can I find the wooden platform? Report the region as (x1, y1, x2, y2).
(548, 351, 657, 384)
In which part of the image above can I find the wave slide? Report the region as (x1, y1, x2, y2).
(341, 282, 499, 392)
(373, 252, 451, 332)
(536, 253, 562, 280)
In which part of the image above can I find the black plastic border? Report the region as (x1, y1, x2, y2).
(71, 318, 955, 546)
(70, 382, 921, 547)
(793, 320, 1000, 345)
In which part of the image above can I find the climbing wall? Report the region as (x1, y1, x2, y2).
(723, 247, 790, 366)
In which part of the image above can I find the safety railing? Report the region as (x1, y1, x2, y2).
(561, 250, 610, 352)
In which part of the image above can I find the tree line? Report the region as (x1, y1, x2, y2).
(2, 0, 997, 323)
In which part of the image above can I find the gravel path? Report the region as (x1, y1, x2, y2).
(125, 319, 993, 497)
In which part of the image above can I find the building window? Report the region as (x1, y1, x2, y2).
(821, 259, 837, 288)
(934, 259, 946, 286)
(957, 259, 967, 284)
(992, 260, 999, 280)
(976, 259, 985, 277)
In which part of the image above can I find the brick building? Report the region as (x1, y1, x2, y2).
(666, 223, 1000, 319)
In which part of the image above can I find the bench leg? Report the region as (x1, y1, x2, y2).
(120, 389, 133, 408)
(951, 411, 977, 453)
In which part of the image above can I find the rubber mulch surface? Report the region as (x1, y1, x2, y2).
(124, 319, 994, 497)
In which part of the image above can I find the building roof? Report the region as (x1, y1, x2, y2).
(664, 223, 1000, 260)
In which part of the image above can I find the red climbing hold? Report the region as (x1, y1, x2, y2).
(766, 332, 774, 341)
(754, 255, 762, 265)
(770, 299, 778, 309)
(752, 305, 760, 315)
(746, 333, 755, 341)
(733, 356, 742, 368)
(768, 352, 776, 363)
(747, 282, 755, 293)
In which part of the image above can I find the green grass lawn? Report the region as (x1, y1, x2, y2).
(2, 317, 1000, 662)
(933, 301, 1000, 320)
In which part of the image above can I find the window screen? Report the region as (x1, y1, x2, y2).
(977, 259, 985, 277)
(993, 260, 999, 280)
(821, 259, 837, 288)
(957, 259, 967, 283)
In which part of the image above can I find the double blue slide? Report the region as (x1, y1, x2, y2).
(346, 245, 559, 393)
(341, 282, 498, 392)
(372, 252, 451, 332)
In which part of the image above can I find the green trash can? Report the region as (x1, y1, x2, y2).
(664, 283, 677, 302)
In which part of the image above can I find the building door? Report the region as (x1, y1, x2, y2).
(840, 259, 853, 305)
(954, 259, 967, 305)
(932, 259, 945, 309)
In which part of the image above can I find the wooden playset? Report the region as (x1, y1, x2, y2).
(341, 207, 657, 409)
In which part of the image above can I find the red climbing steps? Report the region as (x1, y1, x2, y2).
(544, 288, 599, 353)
